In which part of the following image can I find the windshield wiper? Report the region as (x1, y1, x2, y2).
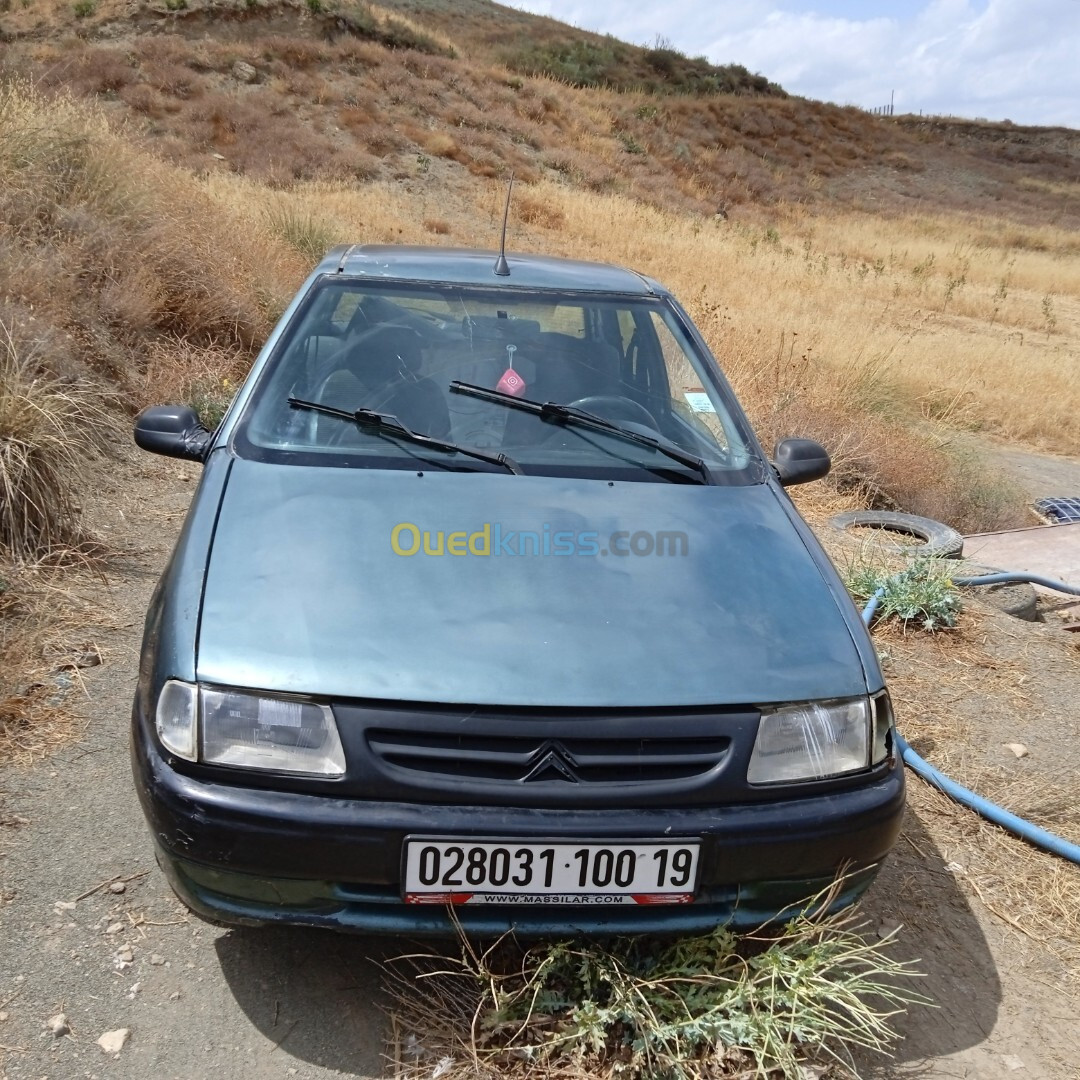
(448, 381, 710, 483)
(288, 398, 523, 475)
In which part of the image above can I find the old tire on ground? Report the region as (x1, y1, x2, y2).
(954, 563, 1041, 622)
(829, 510, 965, 559)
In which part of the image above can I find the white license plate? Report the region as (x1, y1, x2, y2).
(403, 838, 700, 906)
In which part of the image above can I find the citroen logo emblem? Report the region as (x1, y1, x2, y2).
(521, 741, 579, 783)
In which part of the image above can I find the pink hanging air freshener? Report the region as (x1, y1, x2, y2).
(496, 343, 527, 397)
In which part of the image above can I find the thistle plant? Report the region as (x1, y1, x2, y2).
(386, 884, 930, 1080)
(845, 556, 961, 631)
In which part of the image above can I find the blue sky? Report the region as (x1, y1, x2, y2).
(504, 0, 1080, 127)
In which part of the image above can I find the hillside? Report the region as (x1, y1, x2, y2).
(1, 0, 1078, 226)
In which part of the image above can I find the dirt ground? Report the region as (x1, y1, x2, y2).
(983, 443, 1080, 504)
(1, 448, 1079, 1080)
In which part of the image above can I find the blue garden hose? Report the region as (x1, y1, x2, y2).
(861, 574, 1080, 865)
(862, 586, 887, 626)
(892, 732, 1080, 863)
(952, 571, 1080, 595)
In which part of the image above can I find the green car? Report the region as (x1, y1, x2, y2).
(131, 245, 903, 935)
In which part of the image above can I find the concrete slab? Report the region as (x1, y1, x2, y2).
(964, 522, 1080, 620)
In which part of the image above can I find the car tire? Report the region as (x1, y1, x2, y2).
(829, 510, 965, 559)
(955, 563, 1041, 622)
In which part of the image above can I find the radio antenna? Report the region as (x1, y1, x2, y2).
(493, 173, 515, 277)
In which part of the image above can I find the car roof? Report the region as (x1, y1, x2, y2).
(316, 245, 666, 296)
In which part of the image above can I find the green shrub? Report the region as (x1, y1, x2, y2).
(844, 555, 961, 631)
(387, 887, 928, 1079)
(505, 39, 630, 91)
(72, 0, 95, 16)
(503, 37, 785, 97)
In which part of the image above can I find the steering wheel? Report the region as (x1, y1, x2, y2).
(568, 395, 660, 430)
(304, 369, 395, 447)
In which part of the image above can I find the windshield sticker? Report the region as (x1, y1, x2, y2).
(683, 391, 716, 413)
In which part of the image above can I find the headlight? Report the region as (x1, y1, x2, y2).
(154, 681, 346, 777)
(156, 679, 198, 761)
(747, 697, 871, 784)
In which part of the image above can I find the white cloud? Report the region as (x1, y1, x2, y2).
(504, 0, 1080, 126)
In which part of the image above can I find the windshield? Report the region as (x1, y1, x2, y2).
(236, 278, 759, 483)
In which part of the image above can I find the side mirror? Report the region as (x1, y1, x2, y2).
(773, 438, 830, 486)
(134, 405, 213, 462)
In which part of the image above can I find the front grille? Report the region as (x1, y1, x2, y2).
(367, 725, 730, 786)
(367, 727, 729, 786)
(334, 703, 758, 808)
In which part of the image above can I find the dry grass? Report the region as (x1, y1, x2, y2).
(366, 2, 459, 57)
(789, 530, 1080, 992)
(0, 683, 87, 767)
(0, 79, 297, 362)
(0, 558, 95, 766)
(0, 321, 112, 557)
(1018, 176, 1080, 199)
(0, 76, 303, 385)
(137, 338, 249, 427)
(907, 779, 1080, 992)
(0, 74, 301, 546)
(484, 181, 1076, 490)
(873, 601, 1080, 989)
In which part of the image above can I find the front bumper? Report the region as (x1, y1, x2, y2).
(133, 707, 905, 936)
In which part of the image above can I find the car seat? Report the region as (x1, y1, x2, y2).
(313, 324, 451, 441)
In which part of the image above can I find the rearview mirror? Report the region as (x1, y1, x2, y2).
(773, 438, 830, 486)
(134, 405, 213, 462)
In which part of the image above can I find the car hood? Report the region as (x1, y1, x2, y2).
(197, 459, 868, 707)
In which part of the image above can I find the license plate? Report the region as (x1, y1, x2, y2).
(403, 838, 700, 905)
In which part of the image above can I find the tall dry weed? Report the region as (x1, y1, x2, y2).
(137, 338, 251, 429)
(0, 321, 111, 557)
